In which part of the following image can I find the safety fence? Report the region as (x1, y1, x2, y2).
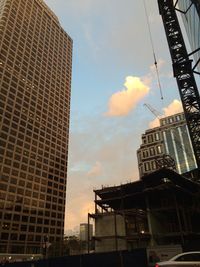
(2, 249, 148, 267)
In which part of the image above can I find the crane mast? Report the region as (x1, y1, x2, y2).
(157, 0, 200, 169)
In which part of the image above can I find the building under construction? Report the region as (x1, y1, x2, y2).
(89, 168, 200, 253)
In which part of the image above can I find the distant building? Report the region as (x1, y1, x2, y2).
(0, 0, 72, 254)
(178, 0, 200, 71)
(80, 223, 93, 241)
(137, 112, 197, 178)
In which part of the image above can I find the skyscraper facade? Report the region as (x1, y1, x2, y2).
(178, 0, 200, 70)
(0, 0, 72, 254)
(137, 113, 197, 178)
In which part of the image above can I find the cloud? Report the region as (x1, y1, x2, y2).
(87, 161, 102, 177)
(105, 76, 150, 117)
(149, 99, 183, 128)
(65, 190, 94, 229)
(163, 99, 183, 116)
(65, 115, 141, 231)
(149, 117, 160, 129)
(150, 58, 165, 73)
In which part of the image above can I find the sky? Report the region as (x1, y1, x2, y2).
(44, 0, 185, 233)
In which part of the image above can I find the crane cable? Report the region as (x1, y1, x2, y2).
(143, 0, 164, 100)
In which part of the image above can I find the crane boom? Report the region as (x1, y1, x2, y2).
(157, 0, 200, 168)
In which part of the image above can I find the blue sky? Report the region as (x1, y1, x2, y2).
(44, 0, 183, 232)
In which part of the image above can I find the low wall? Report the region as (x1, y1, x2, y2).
(2, 249, 148, 267)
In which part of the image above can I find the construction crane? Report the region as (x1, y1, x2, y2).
(157, 0, 200, 169)
(143, 103, 163, 119)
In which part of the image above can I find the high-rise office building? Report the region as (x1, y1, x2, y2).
(137, 112, 197, 178)
(178, 0, 200, 70)
(0, 0, 72, 254)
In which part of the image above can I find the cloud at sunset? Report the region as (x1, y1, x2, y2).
(87, 161, 102, 177)
(163, 99, 183, 116)
(149, 99, 183, 128)
(106, 76, 150, 116)
(150, 58, 165, 73)
(43, 0, 181, 234)
(65, 115, 140, 230)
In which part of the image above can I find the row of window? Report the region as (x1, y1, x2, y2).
(143, 161, 157, 172)
(160, 114, 184, 126)
(2, 67, 71, 98)
(1, 192, 65, 208)
(0, 174, 66, 193)
(142, 132, 160, 145)
(140, 145, 162, 160)
(0, 200, 65, 217)
(1, 46, 71, 86)
(1, 232, 61, 242)
(0, 123, 68, 148)
(0, 191, 63, 208)
(6, 2, 72, 56)
(0, 178, 65, 193)
(1, 76, 70, 112)
(1, 158, 67, 176)
(0, 108, 69, 135)
(0, 149, 67, 169)
(0, 176, 65, 192)
(1, 216, 62, 228)
(1, 115, 68, 137)
(0, 97, 70, 125)
(0, 147, 67, 168)
(0, 141, 67, 163)
(0, 155, 67, 173)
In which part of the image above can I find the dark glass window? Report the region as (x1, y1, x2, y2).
(176, 253, 200, 262)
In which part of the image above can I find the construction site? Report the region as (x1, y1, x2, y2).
(89, 168, 200, 255)
(88, 0, 200, 262)
(0, 0, 199, 267)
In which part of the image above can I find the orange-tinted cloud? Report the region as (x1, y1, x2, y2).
(150, 58, 165, 73)
(105, 76, 150, 116)
(87, 161, 102, 177)
(149, 117, 160, 129)
(65, 193, 94, 230)
(163, 99, 183, 116)
(149, 99, 183, 128)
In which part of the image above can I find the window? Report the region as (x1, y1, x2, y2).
(176, 253, 200, 262)
(150, 148, 155, 156)
(19, 235, 26, 241)
(144, 162, 150, 171)
(1, 233, 9, 240)
(155, 133, 160, 141)
(157, 145, 162, 154)
(147, 135, 153, 143)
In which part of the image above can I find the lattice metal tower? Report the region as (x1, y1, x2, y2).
(158, 0, 200, 168)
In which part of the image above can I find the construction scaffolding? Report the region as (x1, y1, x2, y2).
(88, 168, 200, 253)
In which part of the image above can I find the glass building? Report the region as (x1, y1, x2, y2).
(137, 113, 197, 178)
(177, 0, 200, 70)
(0, 0, 72, 254)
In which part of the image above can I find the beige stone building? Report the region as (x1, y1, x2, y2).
(137, 113, 197, 178)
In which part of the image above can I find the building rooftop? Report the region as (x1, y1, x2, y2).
(94, 168, 200, 211)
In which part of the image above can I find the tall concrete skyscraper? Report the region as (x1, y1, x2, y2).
(137, 113, 197, 178)
(0, 0, 72, 254)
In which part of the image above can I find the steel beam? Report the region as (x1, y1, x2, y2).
(158, 0, 200, 168)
